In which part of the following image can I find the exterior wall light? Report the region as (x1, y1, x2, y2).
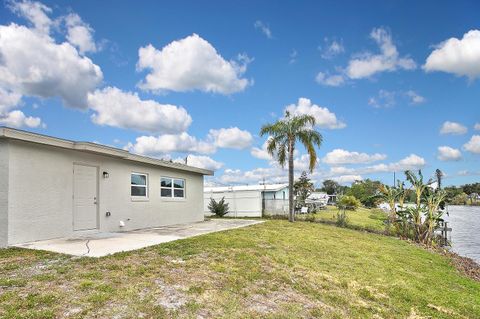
(103, 171, 109, 178)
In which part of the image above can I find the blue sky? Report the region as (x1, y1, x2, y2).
(0, 0, 479, 187)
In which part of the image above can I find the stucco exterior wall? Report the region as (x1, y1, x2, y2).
(7, 140, 205, 245)
(0, 141, 8, 247)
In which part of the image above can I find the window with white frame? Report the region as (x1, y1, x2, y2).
(131, 173, 148, 198)
(161, 177, 185, 198)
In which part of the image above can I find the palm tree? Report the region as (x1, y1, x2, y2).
(435, 169, 443, 189)
(260, 111, 322, 222)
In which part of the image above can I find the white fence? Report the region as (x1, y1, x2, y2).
(204, 190, 263, 217)
(263, 199, 289, 217)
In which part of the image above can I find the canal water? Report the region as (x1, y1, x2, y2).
(444, 205, 480, 263)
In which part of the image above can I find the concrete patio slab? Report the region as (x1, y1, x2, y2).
(13, 219, 263, 257)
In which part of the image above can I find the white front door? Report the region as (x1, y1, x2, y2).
(73, 164, 98, 231)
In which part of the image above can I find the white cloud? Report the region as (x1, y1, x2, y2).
(0, 23, 103, 108)
(424, 30, 480, 80)
(0, 110, 43, 128)
(285, 97, 346, 129)
(87, 87, 192, 134)
(128, 132, 216, 156)
(320, 38, 344, 59)
(0, 88, 22, 113)
(332, 175, 363, 184)
(474, 123, 480, 131)
(294, 153, 319, 172)
(217, 152, 426, 187)
(463, 135, 480, 154)
(0, 5, 102, 123)
(316, 28, 415, 86)
(8, 1, 98, 55)
(64, 13, 97, 54)
(182, 155, 223, 171)
(437, 146, 462, 161)
(457, 170, 480, 177)
(289, 49, 297, 64)
(322, 149, 387, 165)
(386, 154, 426, 171)
(368, 90, 396, 108)
(328, 154, 426, 176)
(254, 20, 272, 39)
(307, 154, 426, 186)
(350, 154, 424, 175)
(457, 170, 469, 176)
(346, 28, 416, 79)
(8, 0, 53, 34)
(219, 152, 320, 184)
(208, 127, 253, 149)
(220, 167, 286, 184)
(127, 126, 253, 156)
(405, 90, 426, 105)
(368, 90, 425, 108)
(315, 72, 346, 87)
(137, 34, 251, 94)
(440, 121, 468, 135)
(328, 166, 355, 175)
(251, 138, 273, 160)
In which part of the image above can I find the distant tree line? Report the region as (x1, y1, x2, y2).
(443, 183, 480, 206)
(317, 179, 480, 207)
(317, 179, 384, 208)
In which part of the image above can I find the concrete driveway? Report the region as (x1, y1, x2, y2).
(13, 219, 263, 257)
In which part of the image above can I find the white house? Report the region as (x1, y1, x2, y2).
(0, 127, 213, 247)
(204, 184, 289, 217)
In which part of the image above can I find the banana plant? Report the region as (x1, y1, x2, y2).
(404, 170, 428, 240)
(423, 189, 447, 245)
(396, 180, 407, 210)
(377, 184, 399, 222)
(399, 170, 447, 246)
(405, 170, 428, 208)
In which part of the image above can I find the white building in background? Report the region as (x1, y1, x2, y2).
(305, 192, 329, 208)
(204, 184, 289, 217)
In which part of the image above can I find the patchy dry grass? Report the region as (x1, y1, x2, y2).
(0, 220, 479, 318)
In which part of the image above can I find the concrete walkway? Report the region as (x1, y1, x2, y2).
(14, 219, 263, 257)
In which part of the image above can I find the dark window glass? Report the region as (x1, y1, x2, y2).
(161, 178, 172, 187)
(131, 174, 146, 186)
(174, 189, 184, 198)
(173, 179, 184, 188)
(131, 186, 146, 197)
(161, 188, 172, 197)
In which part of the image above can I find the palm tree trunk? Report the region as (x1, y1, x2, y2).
(288, 139, 295, 222)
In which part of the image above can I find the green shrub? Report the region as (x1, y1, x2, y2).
(449, 193, 468, 205)
(336, 209, 349, 227)
(337, 195, 361, 210)
(208, 197, 230, 217)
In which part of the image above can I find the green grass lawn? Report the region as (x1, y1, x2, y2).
(0, 220, 479, 318)
(297, 206, 388, 232)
